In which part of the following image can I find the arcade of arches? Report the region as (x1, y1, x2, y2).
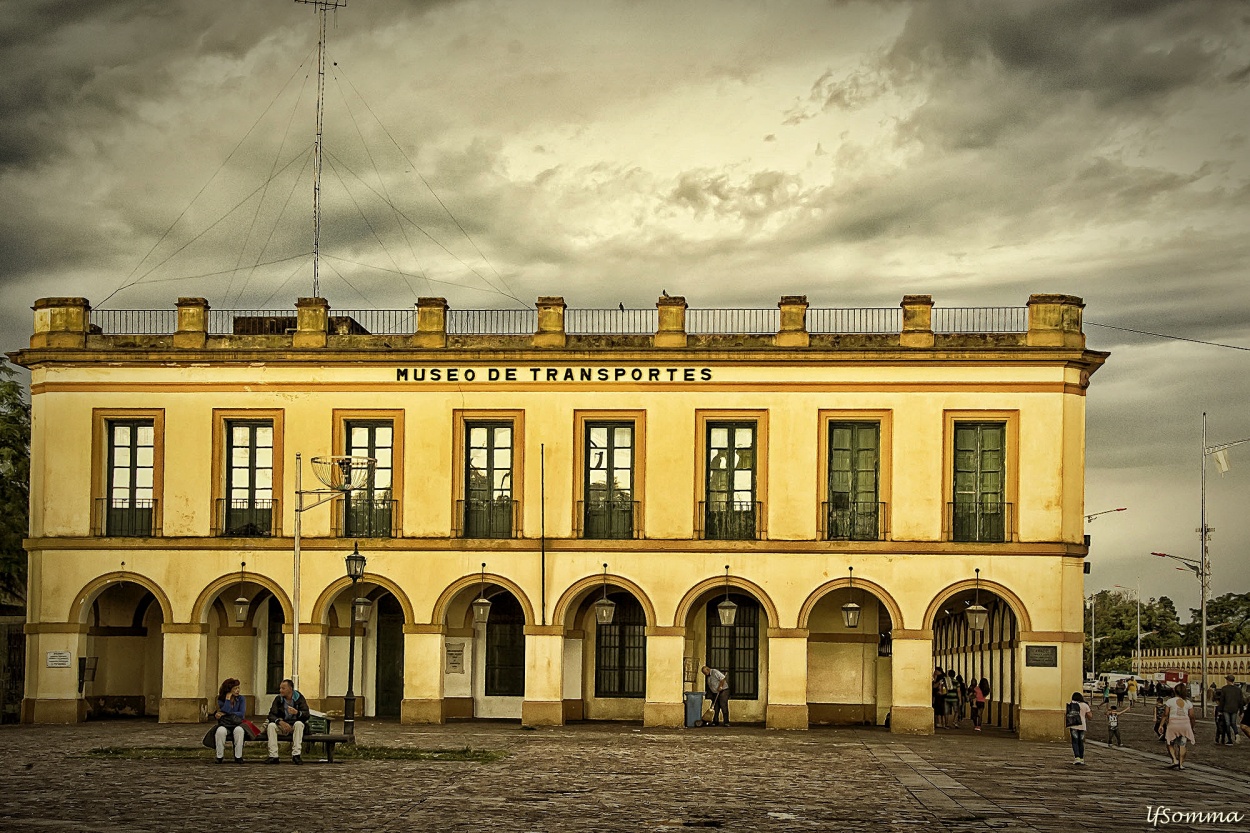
(27, 567, 1055, 738)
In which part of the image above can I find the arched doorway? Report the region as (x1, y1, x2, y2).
(805, 587, 893, 726)
(201, 582, 287, 712)
(83, 582, 164, 718)
(563, 589, 648, 722)
(323, 584, 405, 718)
(930, 589, 1018, 731)
(682, 588, 770, 724)
(439, 581, 529, 721)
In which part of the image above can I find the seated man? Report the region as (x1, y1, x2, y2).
(265, 678, 310, 765)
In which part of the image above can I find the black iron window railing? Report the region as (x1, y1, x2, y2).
(698, 501, 762, 541)
(337, 498, 399, 538)
(947, 501, 1013, 543)
(214, 498, 279, 537)
(455, 499, 520, 539)
(577, 499, 641, 539)
(93, 498, 160, 537)
(821, 500, 886, 541)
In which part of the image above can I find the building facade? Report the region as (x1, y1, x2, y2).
(15, 292, 1105, 740)
(1136, 645, 1250, 686)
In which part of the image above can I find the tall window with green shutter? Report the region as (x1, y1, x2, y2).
(344, 420, 394, 537)
(826, 422, 880, 540)
(952, 422, 1007, 542)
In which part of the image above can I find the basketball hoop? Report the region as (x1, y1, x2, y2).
(310, 455, 376, 492)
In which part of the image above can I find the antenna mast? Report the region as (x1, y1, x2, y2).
(295, 0, 347, 298)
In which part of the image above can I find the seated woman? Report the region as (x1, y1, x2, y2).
(213, 678, 247, 765)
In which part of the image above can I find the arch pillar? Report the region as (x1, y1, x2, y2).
(766, 628, 809, 729)
(401, 624, 446, 724)
(294, 624, 328, 706)
(23, 624, 89, 723)
(888, 628, 935, 735)
(1017, 630, 1084, 741)
(643, 625, 685, 727)
(160, 623, 209, 723)
(521, 625, 565, 726)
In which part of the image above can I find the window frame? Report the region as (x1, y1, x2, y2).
(817, 410, 892, 541)
(334, 409, 405, 538)
(92, 409, 165, 537)
(593, 592, 647, 699)
(695, 410, 768, 540)
(452, 410, 525, 537)
(942, 410, 1019, 542)
(573, 410, 646, 539)
(705, 593, 760, 700)
(211, 409, 284, 537)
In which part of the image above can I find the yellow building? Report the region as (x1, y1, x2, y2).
(15, 292, 1105, 740)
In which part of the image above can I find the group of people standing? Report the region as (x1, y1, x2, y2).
(209, 677, 311, 765)
(1067, 674, 1249, 769)
(931, 668, 990, 731)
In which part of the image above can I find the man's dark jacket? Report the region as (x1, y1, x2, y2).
(267, 691, 311, 725)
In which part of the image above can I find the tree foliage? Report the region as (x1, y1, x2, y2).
(0, 362, 29, 603)
(1084, 589, 1183, 674)
(1184, 592, 1250, 646)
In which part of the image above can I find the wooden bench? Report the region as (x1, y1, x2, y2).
(262, 731, 353, 763)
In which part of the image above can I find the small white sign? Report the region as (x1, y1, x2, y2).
(46, 651, 72, 668)
(445, 642, 465, 674)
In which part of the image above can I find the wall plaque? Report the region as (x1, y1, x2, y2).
(445, 642, 465, 674)
(46, 650, 72, 668)
(1025, 645, 1058, 667)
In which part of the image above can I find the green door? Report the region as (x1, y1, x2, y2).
(374, 594, 404, 717)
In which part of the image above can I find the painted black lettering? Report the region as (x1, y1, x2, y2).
(413, 369, 426, 381)
(396, 368, 409, 381)
(448, 368, 458, 382)
(564, 368, 575, 381)
(431, 369, 442, 381)
(530, 368, 541, 380)
(648, 368, 660, 381)
(598, 368, 609, 381)
(488, 368, 500, 381)
(580, 368, 592, 381)
(701, 368, 712, 381)
(546, 368, 558, 381)
(631, 368, 643, 381)
(506, 369, 517, 381)
(684, 369, 695, 381)
(667, 368, 677, 381)
(614, 368, 626, 381)
(464, 369, 476, 381)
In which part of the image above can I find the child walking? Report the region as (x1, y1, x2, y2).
(1107, 702, 1128, 746)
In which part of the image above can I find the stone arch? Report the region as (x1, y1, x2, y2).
(923, 578, 1033, 632)
(69, 572, 174, 624)
(674, 574, 778, 627)
(552, 574, 656, 629)
(429, 572, 536, 626)
(798, 577, 906, 631)
(310, 572, 415, 626)
(192, 572, 294, 625)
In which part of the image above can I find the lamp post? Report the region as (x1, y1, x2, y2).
(1086, 593, 1097, 680)
(1196, 414, 1250, 718)
(1084, 507, 1127, 522)
(1153, 549, 1208, 715)
(290, 453, 375, 692)
(343, 543, 367, 736)
(1114, 581, 1141, 676)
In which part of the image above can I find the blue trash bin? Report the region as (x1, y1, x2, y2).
(684, 690, 706, 728)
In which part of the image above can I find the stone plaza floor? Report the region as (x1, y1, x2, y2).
(1, 715, 1248, 832)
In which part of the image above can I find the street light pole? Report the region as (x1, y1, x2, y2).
(1114, 582, 1141, 676)
(344, 545, 366, 737)
(1152, 549, 1207, 715)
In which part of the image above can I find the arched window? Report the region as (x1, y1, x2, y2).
(595, 593, 646, 698)
(706, 593, 759, 699)
(485, 593, 525, 697)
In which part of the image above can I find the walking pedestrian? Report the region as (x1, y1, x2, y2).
(1107, 703, 1127, 747)
(1065, 692, 1091, 765)
(944, 670, 960, 729)
(970, 679, 986, 731)
(1153, 695, 1167, 742)
(1127, 676, 1138, 705)
(1216, 675, 1244, 746)
(1162, 683, 1196, 770)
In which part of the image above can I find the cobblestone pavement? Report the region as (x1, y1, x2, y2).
(1, 719, 1248, 833)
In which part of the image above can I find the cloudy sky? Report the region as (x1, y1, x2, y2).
(3, 0, 1249, 616)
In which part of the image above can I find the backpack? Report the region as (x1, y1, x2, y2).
(1064, 702, 1083, 728)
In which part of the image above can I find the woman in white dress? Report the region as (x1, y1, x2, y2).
(1161, 682, 1196, 770)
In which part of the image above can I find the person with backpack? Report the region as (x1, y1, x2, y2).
(1065, 692, 1091, 765)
